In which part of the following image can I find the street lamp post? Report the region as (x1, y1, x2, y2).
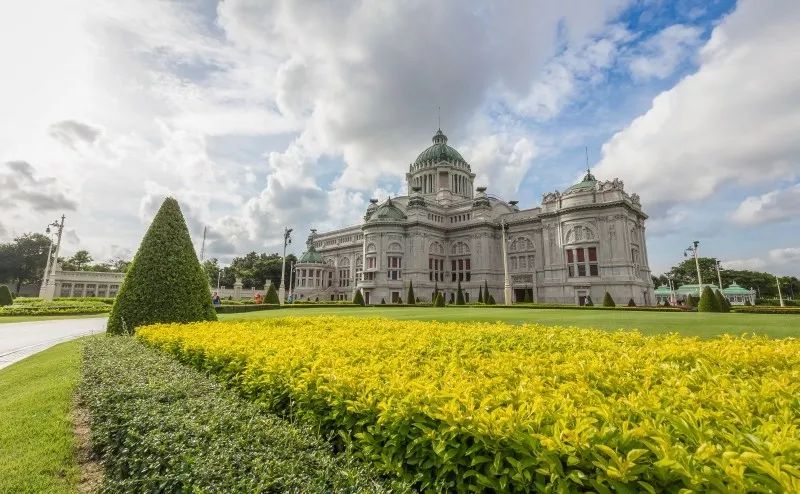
(288, 260, 295, 303)
(715, 259, 723, 290)
(500, 219, 512, 305)
(278, 227, 292, 305)
(776, 275, 785, 307)
(684, 240, 702, 296)
(40, 215, 65, 301)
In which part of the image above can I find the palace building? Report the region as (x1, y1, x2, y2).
(293, 129, 654, 305)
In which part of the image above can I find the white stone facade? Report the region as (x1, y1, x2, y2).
(294, 130, 654, 306)
(48, 264, 125, 298)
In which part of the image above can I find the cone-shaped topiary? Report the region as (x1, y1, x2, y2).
(627, 298, 636, 307)
(353, 289, 365, 306)
(434, 292, 445, 307)
(407, 281, 415, 305)
(0, 284, 12, 306)
(602, 292, 615, 307)
(487, 294, 496, 305)
(478, 285, 484, 304)
(685, 295, 695, 309)
(698, 286, 718, 312)
(585, 295, 594, 307)
(715, 290, 730, 313)
(264, 282, 279, 304)
(380, 297, 386, 304)
(107, 198, 216, 334)
(456, 280, 465, 305)
(524, 289, 533, 303)
(397, 296, 403, 304)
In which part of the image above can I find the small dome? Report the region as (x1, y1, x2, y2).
(413, 129, 468, 167)
(298, 244, 325, 264)
(367, 198, 407, 223)
(565, 170, 598, 193)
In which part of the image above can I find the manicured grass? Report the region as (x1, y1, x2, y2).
(0, 314, 107, 324)
(220, 306, 800, 338)
(0, 339, 82, 493)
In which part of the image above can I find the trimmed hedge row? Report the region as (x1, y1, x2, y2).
(215, 303, 281, 314)
(80, 336, 408, 493)
(0, 301, 111, 317)
(733, 306, 800, 314)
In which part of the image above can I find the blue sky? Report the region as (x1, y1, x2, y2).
(0, 0, 798, 276)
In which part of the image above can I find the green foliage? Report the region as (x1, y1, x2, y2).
(733, 306, 800, 314)
(487, 294, 496, 305)
(264, 282, 280, 304)
(82, 336, 405, 493)
(406, 281, 415, 305)
(627, 298, 636, 307)
(353, 289, 365, 306)
(449, 292, 455, 304)
(698, 286, 719, 312)
(380, 298, 386, 305)
(477, 285, 484, 304)
(602, 292, 615, 307)
(226, 252, 296, 290)
(585, 295, 594, 307)
(106, 198, 217, 334)
(0, 233, 51, 293)
(456, 281, 465, 305)
(744, 299, 752, 306)
(0, 285, 12, 306)
(434, 292, 445, 307)
(662, 299, 670, 307)
(715, 290, 730, 313)
(0, 299, 110, 317)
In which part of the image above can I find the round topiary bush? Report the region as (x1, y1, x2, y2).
(107, 198, 217, 334)
(0, 284, 13, 306)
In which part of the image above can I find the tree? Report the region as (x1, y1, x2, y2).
(487, 294, 496, 305)
(434, 292, 445, 307)
(478, 285, 484, 304)
(627, 298, 636, 307)
(698, 286, 719, 313)
(107, 198, 217, 334)
(456, 281, 465, 305)
(63, 250, 93, 271)
(602, 292, 615, 307)
(264, 282, 279, 304)
(380, 297, 386, 304)
(0, 233, 51, 294)
(407, 281, 415, 305)
(0, 284, 12, 306)
(353, 289, 365, 306)
(524, 289, 533, 303)
(397, 296, 403, 304)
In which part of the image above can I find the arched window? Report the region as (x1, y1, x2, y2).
(387, 242, 403, 252)
(509, 236, 535, 272)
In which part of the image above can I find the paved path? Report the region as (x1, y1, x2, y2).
(0, 317, 107, 370)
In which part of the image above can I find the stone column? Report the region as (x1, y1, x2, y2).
(233, 277, 243, 299)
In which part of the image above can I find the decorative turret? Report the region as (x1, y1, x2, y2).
(298, 229, 324, 264)
(408, 185, 426, 207)
(406, 129, 476, 200)
(364, 198, 379, 221)
(472, 186, 490, 209)
(366, 197, 407, 224)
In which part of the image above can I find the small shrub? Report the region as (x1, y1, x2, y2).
(487, 294, 496, 305)
(264, 282, 280, 304)
(0, 285, 13, 306)
(585, 295, 594, 307)
(524, 289, 533, 303)
(627, 298, 636, 307)
(353, 289, 365, 306)
(698, 286, 719, 312)
(380, 298, 386, 305)
(602, 292, 615, 307)
(434, 293, 445, 307)
(744, 299, 752, 306)
(456, 281, 465, 305)
(407, 281, 415, 305)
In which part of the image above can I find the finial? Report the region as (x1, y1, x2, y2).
(438, 106, 441, 131)
(585, 146, 590, 175)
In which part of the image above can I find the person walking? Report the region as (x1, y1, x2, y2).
(212, 291, 221, 307)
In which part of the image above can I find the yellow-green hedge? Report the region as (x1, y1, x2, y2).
(138, 317, 800, 492)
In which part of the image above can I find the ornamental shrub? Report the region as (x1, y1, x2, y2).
(602, 292, 615, 307)
(715, 290, 730, 313)
(627, 298, 636, 307)
(264, 282, 279, 304)
(353, 289, 365, 306)
(487, 294, 496, 305)
(456, 281, 465, 305)
(523, 289, 533, 303)
(477, 285, 484, 304)
(407, 281, 415, 305)
(397, 296, 403, 305)
(744, 299, 752, 306)
(107, 198, 216, 334)
(663, 299, 670, 307)
(82, 336, 405, 493)
(380, 298, 386, 305)
(585, 295, 594, 307)
(434, 292, 445, 307)
(449, 293, 455, 304)
(698, 286, 719, 312)
(0, 285, 12, 306)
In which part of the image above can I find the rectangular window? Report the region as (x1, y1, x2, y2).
(578, 264, 586, 277)
(566, 247, 599, 278)
(367, 256, 376, 269)
(388, 256, 402, 280)
(577, 249, 585, 262)
(589, 264, 599, 276)
(588, 247, 597, 262)
(567, 249, 574, 263)
(60, 283, 72, 297)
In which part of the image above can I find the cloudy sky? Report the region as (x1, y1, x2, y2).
(1, 0, 798, 276)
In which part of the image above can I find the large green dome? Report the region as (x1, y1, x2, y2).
(298, 245, 324, 264)
(413, 130, 467, 166)
(565, 170, 598, 193)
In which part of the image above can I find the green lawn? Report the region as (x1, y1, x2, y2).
(0, 340, 83, 493)
(221, 306, 800, 338)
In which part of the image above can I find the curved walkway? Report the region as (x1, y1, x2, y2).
(0, 317, 107, 370)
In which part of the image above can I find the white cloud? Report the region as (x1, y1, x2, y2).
(628, 24, 703, 80)
(597, 0, 800, 212)
(723, 247, 800, 276)
(731, 183, 800, 225)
